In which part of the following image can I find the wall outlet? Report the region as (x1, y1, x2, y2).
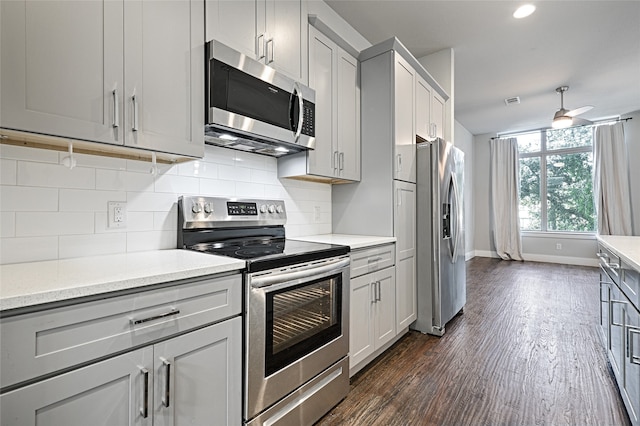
(314, 206, 322, 223)
(108, 201, 126, 228)
(556, 243, 562, 250)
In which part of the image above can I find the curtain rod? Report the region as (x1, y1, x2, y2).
(490, 117, 633, 140)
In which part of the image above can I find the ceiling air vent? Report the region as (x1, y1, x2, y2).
(504, 96, 521, 106)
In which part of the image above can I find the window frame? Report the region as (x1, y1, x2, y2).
(505, 128, 596, 234)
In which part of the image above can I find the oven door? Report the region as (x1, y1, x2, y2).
(245, 256, 350, 421)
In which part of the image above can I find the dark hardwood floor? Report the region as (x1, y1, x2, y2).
(318, 257, 629, 426)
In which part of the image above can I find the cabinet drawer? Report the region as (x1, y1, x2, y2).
(350, 244, 395, 278)
(598, 244, 621, 285)
(0, 273, 241, 390)
(622, 261, 640, 310)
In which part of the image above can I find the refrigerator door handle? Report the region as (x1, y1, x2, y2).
(450, 171, 461, 261)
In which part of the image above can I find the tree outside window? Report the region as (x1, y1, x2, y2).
(515, 126, 596, 233)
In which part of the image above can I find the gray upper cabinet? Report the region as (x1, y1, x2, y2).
(206, 0, 305, 83)
(416, 75, 446, 142)
(394, 54, 416, 183)
(0, 0, 204, 158)
(1, 0, 124, 146)
(279, 25, 360, 183)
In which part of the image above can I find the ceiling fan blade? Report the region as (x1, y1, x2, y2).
(572, 116, 593, 126)
(566, 105, 594, 117)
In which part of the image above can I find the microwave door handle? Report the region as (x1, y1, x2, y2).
(293, 82, 303, 141)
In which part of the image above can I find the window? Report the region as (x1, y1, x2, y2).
(514, 126, 595, 233)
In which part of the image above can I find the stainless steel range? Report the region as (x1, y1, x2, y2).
(178, 196, 350, 426)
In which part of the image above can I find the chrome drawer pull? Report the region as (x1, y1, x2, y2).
(367, 257, 383, 263)
(130, 308, 180, 325)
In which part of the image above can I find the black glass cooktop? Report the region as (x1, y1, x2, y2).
(188, 237, 349, 273)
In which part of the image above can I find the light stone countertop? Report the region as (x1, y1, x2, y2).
(597, 235, 640, 271)
(290, 234, 396, 250)
(0, 250, 245, 312)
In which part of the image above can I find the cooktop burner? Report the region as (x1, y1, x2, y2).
(178, 196, 349, 272)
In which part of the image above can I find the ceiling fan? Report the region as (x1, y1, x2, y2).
(551, 86, 594, 129)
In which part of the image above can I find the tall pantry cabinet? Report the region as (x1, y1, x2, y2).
(334, 38, 448, 336)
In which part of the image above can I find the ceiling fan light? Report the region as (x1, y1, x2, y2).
(513, 4, 536, 19)
(552, 115, 573, 129)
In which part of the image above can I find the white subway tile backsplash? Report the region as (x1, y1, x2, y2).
(219, 164, 251, 182)
(236, 182, 265, 198)
(1, 144, 333, 263)
(0, 144, 59, 163)
(16, 212, 94, 236)
(154, 174, 200, 194)
(95, 169, 155, 192)
(127, 192, 178, 212)
(1, 159, 17, 185)
(1, 236, 58, 264)
(0, 212, 16, 237)
(17, 162, 95, 189)
(59, 233, 127, 259)
(127, 230, 177, 252)
(60, 189, 126, 212)
(0, 186, 59, 212)
(199, 178, 235, 197)
(177, 160, 218, 179)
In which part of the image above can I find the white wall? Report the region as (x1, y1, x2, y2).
(0, 144, 332, 264)
(454, 121, 474, 260)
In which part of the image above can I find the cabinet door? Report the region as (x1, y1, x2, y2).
(432, 91, 445, 140)
(206, 0, 257, 59)
(349, 274, 375, 369)
(307, 27, 337, 178)
(625, 306, 640, 424)
(610, 284, 626, 380)
(393, 54, 416, 183)
(0, 347, 152, 426)
(394, 181, 417, 330)
(374, 267, 397, 349)
(124, 0, 204, 157)
(0, 0, 123, 145)
(336, 48, 360, 181)
(415, 76, 432, 141)
(153, 317, 242, 426)
(264, 0, 302, 81)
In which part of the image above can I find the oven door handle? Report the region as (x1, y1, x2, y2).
(250, 257, 350, 289)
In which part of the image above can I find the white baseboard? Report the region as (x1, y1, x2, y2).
(471, 250, 598, 267)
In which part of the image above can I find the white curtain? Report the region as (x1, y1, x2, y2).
(593, 122, 632, 235)
(490, 138, 524, 261)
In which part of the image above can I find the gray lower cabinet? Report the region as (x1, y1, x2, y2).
(599, 243, 640, 425)
(348, 244, 396, 377)
(0, 273, 242, 426)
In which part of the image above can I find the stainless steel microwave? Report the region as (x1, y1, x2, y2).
(205, 40, 315, 157)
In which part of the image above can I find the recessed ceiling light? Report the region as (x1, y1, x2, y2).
(513, 4, 536, 19)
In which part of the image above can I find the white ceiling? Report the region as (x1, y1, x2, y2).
(324, 0, 640, 136)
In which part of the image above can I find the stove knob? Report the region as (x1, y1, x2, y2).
(203, 203, 213, 214)
(260, 205, 268, 214)
(268, 205, 276, 214)
(192, 202, 202, 214)
(276, 205, 284, 214)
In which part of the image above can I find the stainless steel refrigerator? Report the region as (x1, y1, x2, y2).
(412, 138, 466, 336)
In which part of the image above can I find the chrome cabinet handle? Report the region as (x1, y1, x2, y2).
(339, 152, 344, 171)
(377, 281, 381, 301)
(130, 308, 180, 325)
(367, 257, 383, 263)
(132, 95, 139, 132)
(396, 154, 402, 172)
(113, 89, 119, 128)
(333, 151, 339, 171)
(370, 282, 376, 303)
(139, 367, 149, 418)
(628, 327, 640, 364)
(266, 38, 274, 64)
(161, 358, 171, 407)
(257, 34, 265, 59)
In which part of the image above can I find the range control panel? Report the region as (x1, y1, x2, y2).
(179, 196, 286, 229)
